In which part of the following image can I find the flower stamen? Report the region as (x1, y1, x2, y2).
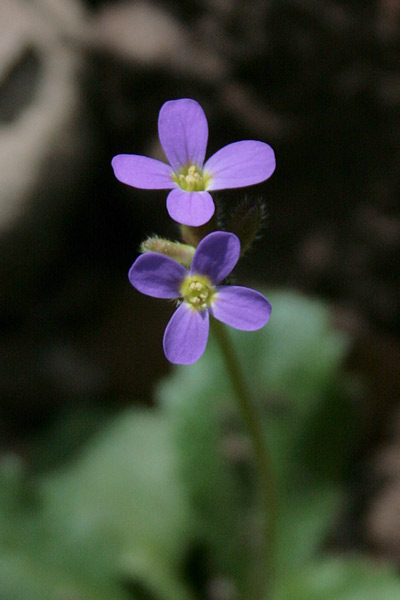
(180, 274, 216, 311)
(173, 164, 209, 192)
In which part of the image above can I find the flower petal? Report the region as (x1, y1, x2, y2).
(112, 154, 173, 189)
(129, 253, 186, 298)
(205, 141, 276, 190)
(163, 303, 209, 364)
(211, 286, 271, 330)
(166, 188, 215, 226)
(191, 231, 240, 285)
(158, 99, 208, 172)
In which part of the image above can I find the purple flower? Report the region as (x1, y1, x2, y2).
(129, 231, 271, 364)
(112, 98, 276, 227)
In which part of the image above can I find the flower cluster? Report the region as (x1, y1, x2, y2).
(112, 98, 274, 364)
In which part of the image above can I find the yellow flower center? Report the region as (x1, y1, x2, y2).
(172, 164, 210, 192)
(180, 274, 217, 311)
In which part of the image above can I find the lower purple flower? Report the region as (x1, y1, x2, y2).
(129, 231, 272, 364)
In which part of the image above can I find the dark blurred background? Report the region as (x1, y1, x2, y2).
(1, 0, 400, 564)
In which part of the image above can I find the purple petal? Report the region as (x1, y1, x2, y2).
(128, 253, 186, 298)
(166, 188, 215, 226)
(211, 286, 271, 330)
(163, 303, 209, 364)
(204, 141, 276, 190)
(158, 99, 208, 172)
(112, 154, 173, 189)
(191, 231, 240, 285)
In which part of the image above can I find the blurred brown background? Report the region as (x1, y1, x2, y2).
(1, 0, 400, 563)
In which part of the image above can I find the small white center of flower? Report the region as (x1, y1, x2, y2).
(173, 164, 210, 192)
(180, 274, 216, 311)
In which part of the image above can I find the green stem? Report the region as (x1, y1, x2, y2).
(211, 319, 278, 600)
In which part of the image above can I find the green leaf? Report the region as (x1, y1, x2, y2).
(0, 411, 197, 600)
(275, 557, 400, 600)
(158, 364, 246, 594)
(276, 486, 342, 578)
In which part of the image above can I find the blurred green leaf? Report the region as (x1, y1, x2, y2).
(275, 557, 400, 600)
(276, 485, 342, 577)
(29, 405, 111, 472)
(0, 412, 197, 600)
(158, 361, 247, 595)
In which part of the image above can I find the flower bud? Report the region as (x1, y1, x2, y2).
(224, 197, 267, 255)
(140, 237, 195, 267)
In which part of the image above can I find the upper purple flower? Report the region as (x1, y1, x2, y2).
(112, 99, 276, 227)
(129, 231, 271, 364)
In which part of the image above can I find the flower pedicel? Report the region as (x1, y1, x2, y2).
(129, 231, 271, 364)
(112, 98, 276, 226)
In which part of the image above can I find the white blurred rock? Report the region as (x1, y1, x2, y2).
(88, 1, 225, 80)
(0, 0, 85, 232)
(89, 0, 185, 66)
